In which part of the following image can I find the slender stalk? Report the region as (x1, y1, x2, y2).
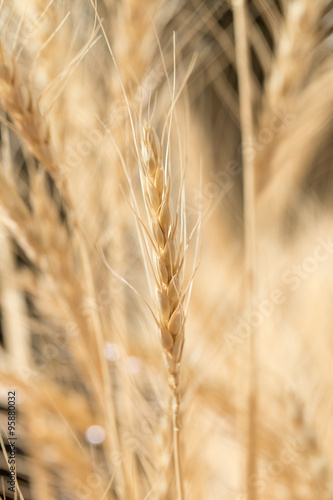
(172, 378, 184, 500)
(232, 1, 258, 498)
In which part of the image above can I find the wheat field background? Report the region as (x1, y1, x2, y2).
(0, 0, 333, 499)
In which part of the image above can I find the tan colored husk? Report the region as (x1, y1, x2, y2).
(140, 122, 186, 499)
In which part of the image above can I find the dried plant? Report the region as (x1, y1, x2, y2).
(139, 122, 188, 499)
(0, 1, 333, 500)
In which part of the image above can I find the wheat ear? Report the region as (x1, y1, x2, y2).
(140, 123, 185, 500)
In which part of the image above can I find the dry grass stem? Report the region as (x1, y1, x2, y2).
(232, 0, 258, 497)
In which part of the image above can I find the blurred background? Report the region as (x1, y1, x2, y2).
(0, 0, 333, 499)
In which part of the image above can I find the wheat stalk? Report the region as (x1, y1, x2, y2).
(232, 1, 258, 498)
(139, 122, 186, 499)
(256, 0, 333, 220)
